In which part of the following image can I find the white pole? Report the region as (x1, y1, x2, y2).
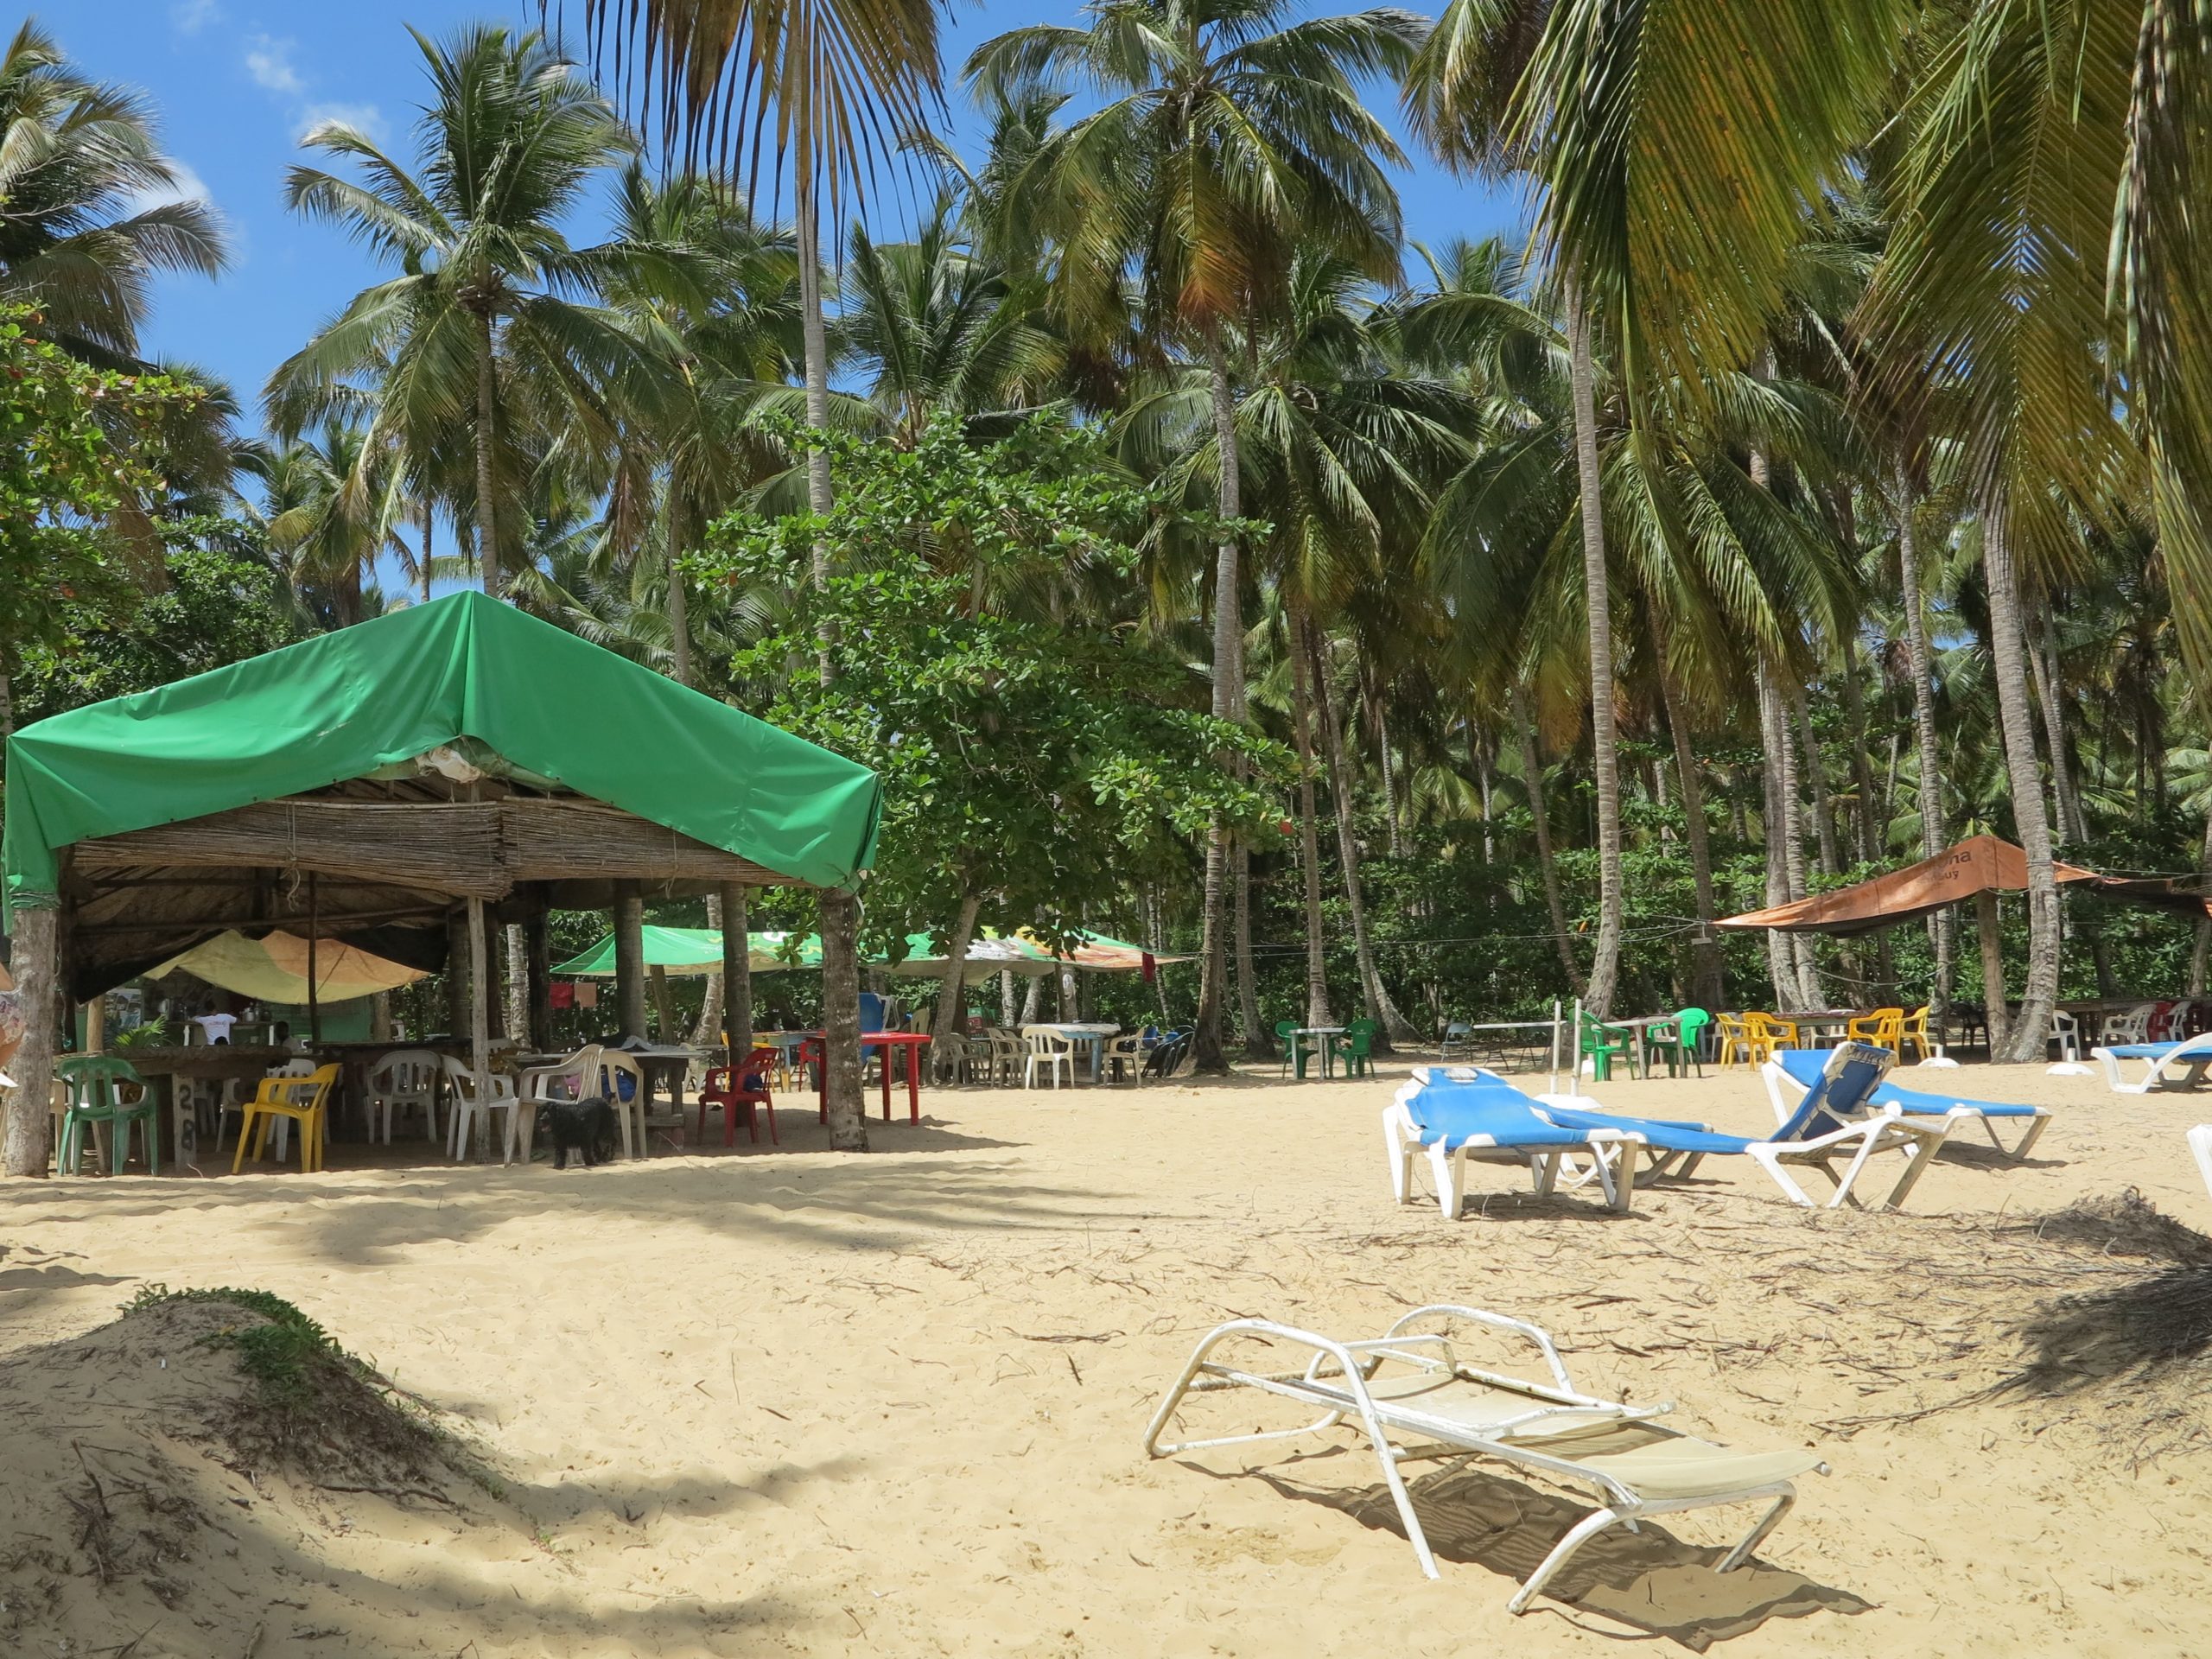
(1569, 997, 1582, 1097)
(1548, 999, 1561, 1095)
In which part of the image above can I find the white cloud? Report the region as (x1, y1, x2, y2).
(297, 102, 387, 145)
(244, 35, 304, 97)
(124, 158, 213, 213)
(171, 0, 222, 34)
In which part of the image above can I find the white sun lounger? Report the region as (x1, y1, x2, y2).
(2093, 1030, 2212, 1095)
(2191, 1125, 2212, 1205)
(1762, 1048, 2052, 1160)
(1142, 1305, 1828, 1611)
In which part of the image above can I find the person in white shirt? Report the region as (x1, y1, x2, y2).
(194, 1011, 238, 1045)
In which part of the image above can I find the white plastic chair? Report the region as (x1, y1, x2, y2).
(2100, 1004, 2154, 1046)
(593, 1049, 648, 1158)
(928, 1032, 973, 1085)
(513, 1044, 603, 1164)
(1103, 1032, 1144, 1084)
(1022, 1027, 1074, 1089)
(439, 1054, 518, 1164)
(366, 1049, 444, 1146)
(2049, 1011, 2081, 1063)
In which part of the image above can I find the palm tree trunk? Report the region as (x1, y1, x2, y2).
(1192, 343, 1244, 1071)
(1983, 506, 2063, 1061)
(1841, 651, 1882, 863)
(1758, 664, 1819, 1007)
(667, 493, 694, 688)
(1233, 842, 1269, 1058)
(1563, 282, 1624, 1016)
(1656, 657, 1724, 1008)
(1756, 673, 1799, 1007)
(2029, 610, 2084, 843)
(1515, 686, 1585, 997)
(1310, 622, 1414, 1045)
(932, 891, 983, 1050)
(796, 183, 865, 1148)
(0, 641, 14, 742)
(691, 889, 725, 1046)
(472, 306, 501, 597)
(1895, 468, 1953, 1037)
(1289, 602, 1334, 1030)
(1792, 685, 1839, 877)
(3, 904, 57, 1176)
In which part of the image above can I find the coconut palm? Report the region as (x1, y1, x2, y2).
(262, 419, 406, 627)
(0, 19, 226, 365)
(970, 0, 1422, 1065)
(268, 25, 639, 600)
(566, 0, 944, 1152)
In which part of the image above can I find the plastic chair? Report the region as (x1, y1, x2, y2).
(366, 1049, 445, 1146)
(231, 1064, 340, 1174)
(1846, 1007, 1904, 1055)
(2049, 1011, 2081, 1064)
(1022, 1027, 1075, 1089)
(1103, 1032, 1145, 1083)
(1714, 1014, 1754, 1070)
(929, 1032, 975, 1085)
(987, 1028, 1025, 1085)
(1577, 1011, 1638, 1081)
(1336, 1019, 1379, 1078)
(696, 1047, 779, 1145)
(1439, 1020, 1475, 1063)
(1645, 1008, 1711, 1077)
(1274, 1019, 1302, 1077)
(594, 1050, 648, 1157)
(1742, 1013, 1799, 1064)
(512, 1044, 604, 1163)
(57, 1056, 157, 1176)
(1898, 1005, 1937, 1062)
(439, 1055, 519, 1165)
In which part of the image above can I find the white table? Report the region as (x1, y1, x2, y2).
(1027, 1023, 1120, 1083)
(1292, 1027, 1346, 1079)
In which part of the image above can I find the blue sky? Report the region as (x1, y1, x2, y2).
(83, 0, 1525, 416)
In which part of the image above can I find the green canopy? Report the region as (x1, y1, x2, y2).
(3, 591, 880, 919)
(553, 927, 827, 976)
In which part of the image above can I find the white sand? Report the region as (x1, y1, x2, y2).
(3, 1056, 2209, 1656)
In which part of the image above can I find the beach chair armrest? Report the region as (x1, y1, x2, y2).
(1381, 1303, 1582, 1396)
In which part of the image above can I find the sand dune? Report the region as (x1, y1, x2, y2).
(2, 1057, 2208, 1656)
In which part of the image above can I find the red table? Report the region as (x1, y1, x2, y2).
(799, 1030, 928, 1124)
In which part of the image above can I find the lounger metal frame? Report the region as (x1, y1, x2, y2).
(1142, 1305, 1820, 1612)
(1759, 1060, 2052, 1160)
(1382, 1093, 1641, 1216)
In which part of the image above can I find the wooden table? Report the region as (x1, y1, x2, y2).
(117, 1045, 294, 1166)
(800, 1031, 928, 1123)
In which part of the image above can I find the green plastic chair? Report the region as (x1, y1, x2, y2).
(1274, 1020, 1305, 1077)
(56, 1055, 158, 1176)
(1645, 1007, 1712, 1077)
(1336, 1019, 1379, 1078)
(1577, 1011, 1638, 1082)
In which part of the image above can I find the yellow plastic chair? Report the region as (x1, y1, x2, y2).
(1846, 1007, 1905, 1055)
(232, 1064, 340, 1173)
(1897, 1006, 1935, 1062)
(1714, 1013, 1754, 1069)
(1742, 1013, 1799, 1064)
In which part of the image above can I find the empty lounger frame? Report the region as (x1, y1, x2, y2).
(2093, 1031, 2212, 1095)
(1142, 1305, 1828, 1613)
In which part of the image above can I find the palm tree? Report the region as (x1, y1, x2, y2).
(0, 19, 226, 365)
(972, 0, 1421, 1065)
(1405, 0, 1903, 1012)
(566, 0, 944, 1151)
(262, 419, 404, 627)
(269, 25, 639, 600)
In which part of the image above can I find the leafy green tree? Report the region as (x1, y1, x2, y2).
(697, 415, 1285, 1043)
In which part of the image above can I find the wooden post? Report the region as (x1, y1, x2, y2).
(306, 873, 321, 1046)
(1975, 891, 2009, 1058)
(524, 907, 552, 1052)
(614, 885, 646, 1039)
(467, 894, 490, 1161)
(3, 906, 60, 1176)
(445, 907, 471, 1038)
(649, 965, 674, 1042)
(720, 883, 752, 1076)
(82, 994, 105, 1053)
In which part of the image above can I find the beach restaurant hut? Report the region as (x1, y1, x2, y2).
(0, 590, 880, 1173)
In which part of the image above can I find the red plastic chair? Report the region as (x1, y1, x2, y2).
(696, 1047, 782, 1146)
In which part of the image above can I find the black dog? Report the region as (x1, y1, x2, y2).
(542, 1096, 618, 1169)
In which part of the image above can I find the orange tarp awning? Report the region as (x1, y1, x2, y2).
(1718, 835, 2207, 937)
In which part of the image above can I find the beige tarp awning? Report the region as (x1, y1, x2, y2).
(1718, 835, 2211, 937)
(150, 930, 427, 1003)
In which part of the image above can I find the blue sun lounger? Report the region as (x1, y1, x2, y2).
(1384, 1069, 1644, 1216)
(2093, 1031, 2212, 1095)
(1533, 1043, 1951, 1210)
(1767, 1047, 2052, 1159)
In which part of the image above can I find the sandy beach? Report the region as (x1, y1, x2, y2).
(3, 1055, 2209, 1656)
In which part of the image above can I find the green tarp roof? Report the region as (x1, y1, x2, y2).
(554, 926, 829, 976)
(553, 925, 1185, 978)
(3, 591, 880, 918)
